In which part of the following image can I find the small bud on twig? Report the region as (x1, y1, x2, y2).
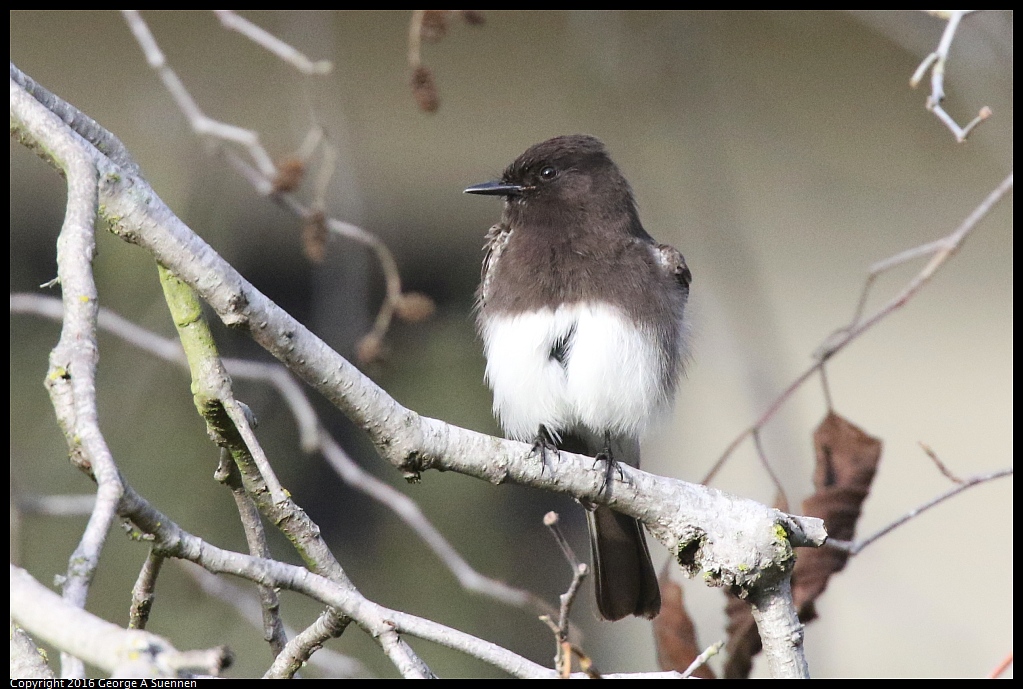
(301, 211, 329, 264)
(395, 292, 436, 323)
(411, 66, 439, 113)
(272, 156, 306, 194)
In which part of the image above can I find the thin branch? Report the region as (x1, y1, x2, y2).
(541, 512, 589, 677)
(379, 629, 436, 679)
(177, 562, 366, 678)
(214, 452, 288, 657)
(11, 564, 230, 678)
(818, 364, 833, 412)
(213, 10, 333, 75)
(680, 640, 724, 680)
(828, 468, 1013, 555)
(263, 608, 361, 679)
(918, 442, 965, 484)
(407, 10, 426, 70)
(128, 550, 165, 630)
(910, 11, 991, 142)
(157, 259, 287, 507)
(121, 11, 412, 358)
(704, 172, 1013, 484)
(120, 10, 277, 177)
(752, 429, 788, 512)
(543, 510, 582, 572)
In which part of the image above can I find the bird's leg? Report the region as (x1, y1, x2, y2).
(593, 431, 625, 496)
(530, 426, 559, 475)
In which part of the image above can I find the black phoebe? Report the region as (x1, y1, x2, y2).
(464, 135, 691, 620)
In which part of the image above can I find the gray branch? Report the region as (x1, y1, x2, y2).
(11, 565, 229, 678)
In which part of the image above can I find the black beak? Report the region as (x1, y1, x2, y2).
(464, 180, 525, 197)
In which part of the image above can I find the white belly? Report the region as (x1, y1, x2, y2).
(481, 303, 669, 442)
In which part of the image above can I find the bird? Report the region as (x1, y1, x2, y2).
(464, 134, 691, 620)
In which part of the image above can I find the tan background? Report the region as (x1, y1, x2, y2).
(10, 11, 1013, 678)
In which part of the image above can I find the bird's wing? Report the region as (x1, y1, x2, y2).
(653, 243, 692, 292)
(479, 223, 512, 308)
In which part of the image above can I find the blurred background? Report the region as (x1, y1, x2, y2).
(10, 10, 1012, 678)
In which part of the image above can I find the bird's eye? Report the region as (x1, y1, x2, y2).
(539, 166, 558, 181)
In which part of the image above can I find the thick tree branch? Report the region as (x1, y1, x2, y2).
(747, 579, 808, 679)
(11, 71, 124, 679)
(11, 565, 230, 678)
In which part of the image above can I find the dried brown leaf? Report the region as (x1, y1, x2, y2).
(723, 591, 758, 679)
(654, 576, 716, 679)
(723, 412, 882, 677)
(793, 411, 881, 621)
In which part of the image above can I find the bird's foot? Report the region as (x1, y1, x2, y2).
(530, 427, 560, 475)
(593, 442, 625, 496)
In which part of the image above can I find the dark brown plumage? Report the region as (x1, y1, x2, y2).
(466, 135, 691, 620)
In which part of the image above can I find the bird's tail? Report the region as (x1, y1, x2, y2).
(562, 431, 661, 620)
(587, 506, 661, 620)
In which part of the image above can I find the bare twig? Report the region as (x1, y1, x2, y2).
(177, 562, 366, 678)
(542, 510, 582, 572)
(213, 10, 333, 75)
(157, 235, 288, 507)
(680, 640, 724, 680)
(818, 365, 834, 412)
(407, 10, 427, 70)
(128, 550, 165, 630)
(910, 11, 991, 142)
(541, 512, 589, 677)
(121, 11, 414, 358)
(704, 172, 1013, 484)
(264, 609, 360, 679)
(214, 452, 288, 657)
(752, 429, 789, 512)
(918, 442, 965, 484)
(120, 10, 277, 178)
(828, 468, 1013, 555)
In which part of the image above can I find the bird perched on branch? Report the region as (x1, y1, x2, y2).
(465, 134, 691, 620)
